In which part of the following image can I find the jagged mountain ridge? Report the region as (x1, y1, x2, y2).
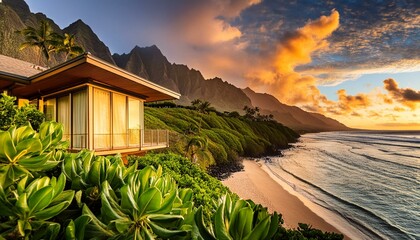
(112, 46, 252, 112)
(63, 19, 115, 64)
(0, 0, 349, 131)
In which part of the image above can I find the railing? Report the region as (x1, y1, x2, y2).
(141, 129, 169, 149)
(67, 129, 169, 151)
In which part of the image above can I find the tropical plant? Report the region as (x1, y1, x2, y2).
(55, 33, 84, 61)
(195, 194, 281, 240)
(17, 20, 62, 66)
(62, 150, 137, 204)
(0, 173, 75, 239)
(0, 122, 67, 189)
(130, 153, 230, 222)
(185, 136, 214, 164)
(67, 166, 193, 239)
(191, 99, 214, 132)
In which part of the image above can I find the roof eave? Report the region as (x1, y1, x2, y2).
(0, 71, 30, 84)
(85, 54, 181, 100)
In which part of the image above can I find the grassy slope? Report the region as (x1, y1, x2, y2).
(144, 107, 299, 168)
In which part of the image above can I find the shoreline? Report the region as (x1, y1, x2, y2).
(222, 159, 357, 240)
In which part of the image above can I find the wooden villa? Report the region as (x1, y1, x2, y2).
(0, 53, 180, 155)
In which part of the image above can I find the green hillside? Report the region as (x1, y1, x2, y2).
(145, 106, 299, 169)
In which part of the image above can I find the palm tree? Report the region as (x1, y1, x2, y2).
(191, 99, 212, 131)
(17, 20, 62, 66)
(56, 33, 84, 61)
(185, 136, 213, 164)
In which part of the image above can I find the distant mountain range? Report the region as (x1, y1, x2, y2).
(0, 0, 350, 132)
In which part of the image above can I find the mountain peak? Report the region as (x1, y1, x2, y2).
(63, 19, 115, 64)
(3, 0, 31, 21)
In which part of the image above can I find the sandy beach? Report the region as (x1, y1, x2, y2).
(222, 159, 349, 239)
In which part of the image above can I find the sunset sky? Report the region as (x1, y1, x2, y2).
(26, 0, 419, 130)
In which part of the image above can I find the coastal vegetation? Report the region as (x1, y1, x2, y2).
(0, 94, 343, 239)
(145, 101, 299, 170)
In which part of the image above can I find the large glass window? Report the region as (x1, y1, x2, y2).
(57, 96, 70, 141)
(128, 98, 140, 146)
(44, 99, 56, 121)
(72, 90, 87, 149)
(112, 93, 127, 148)
(93, 88, 111, 149)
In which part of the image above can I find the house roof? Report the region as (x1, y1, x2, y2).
(0, 54, 45, 77)
(0, 53, 180, 102)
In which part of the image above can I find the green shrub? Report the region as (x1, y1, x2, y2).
(0, 93, 45, 131)
(129, 153, 231, 221)
(144, 106, 299, 167)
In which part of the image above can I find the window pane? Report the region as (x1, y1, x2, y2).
(93, 88, 111, 149)
(44, 99, 56, 121)
(72, 90, 87, 149)
(128, 98, 140, 146)
(112, 93, 127, 148)
(57, 96, 70, 142)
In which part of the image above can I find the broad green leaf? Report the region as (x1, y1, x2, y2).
(51, 173, 66, 200)
(243, 215, 271, 240)
(139, 166, 154, 194)
(34, 200, 72, 220)
(17, 219, 30, 237)
(0, 131, 16, 162)
(65, 220, 76, 240)
(15, 138, 42, 156)
(214, 199, 232, 240)
(113, 219, 132, 233)
(26, 176, 50, 196)
(148, 214, 184, 228)
(179, 188, 193, 203)
(120, 185, 138, 211)
(194, 207, 216, 240)
(18, 153, 50, 170)
(1, 165, 31, 188)
(16, 192, 29, 215)
(230, 207, 253, 239)
(147, 220, 188, 238)
(88, 160, 102, 187)
(154, 189, 176, 214)
(266, 212, 280, 238)
(81, 205, 114, 237)
(138, 187, 162, 216)
(100, 191, 125, 223)
(72, 215, 90, 240)
(28, 186, 54, 214)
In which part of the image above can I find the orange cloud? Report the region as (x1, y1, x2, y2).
(246, 10, 340, 109)
(336, 89, 371, 113)
(383, 78, 420, 109)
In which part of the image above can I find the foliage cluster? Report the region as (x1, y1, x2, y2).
(129, 153, 231, 221)
(0, 93, 45, 131)
(129, 153, 344, 240)
(145, 106, 299, 168)
(0, 123, 291, 239)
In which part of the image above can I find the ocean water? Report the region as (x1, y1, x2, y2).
(265, 131, 420, 240)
